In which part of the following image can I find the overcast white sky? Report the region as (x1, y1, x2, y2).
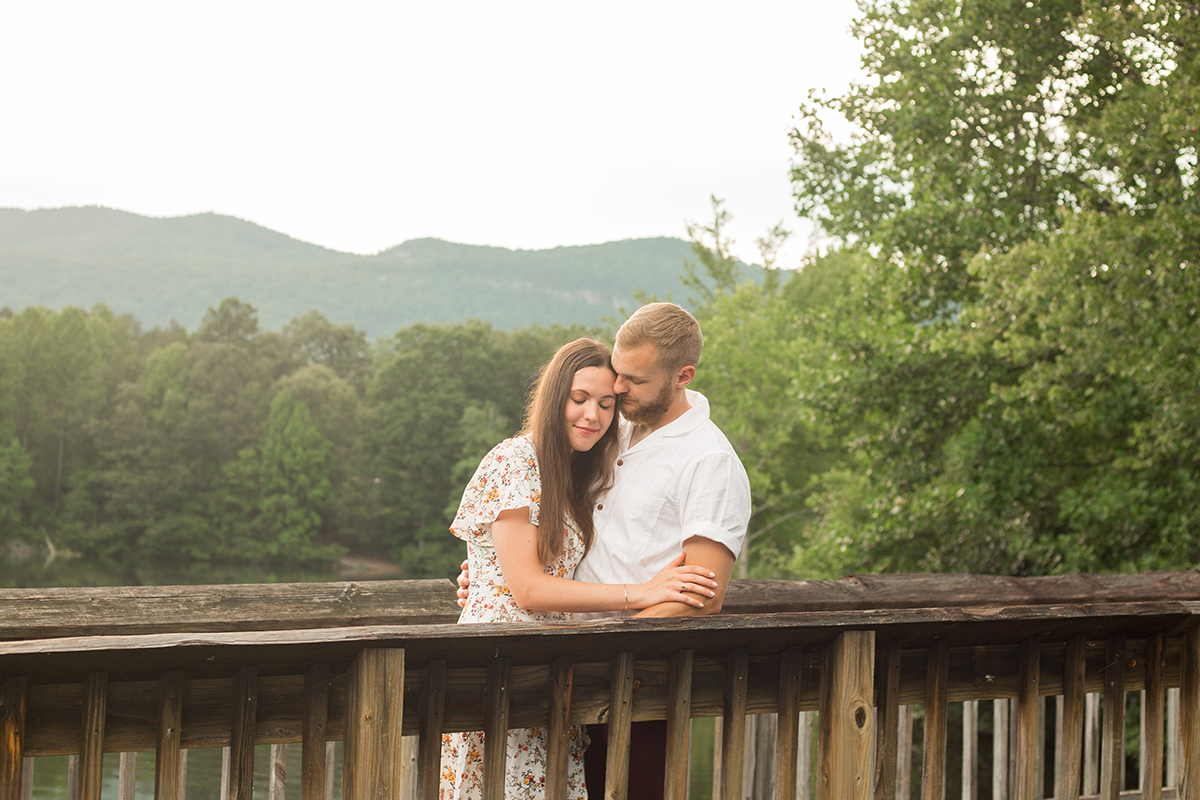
(1, 1, 863, 265)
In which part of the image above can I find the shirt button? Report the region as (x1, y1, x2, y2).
(597, 504, 604, 510)
(617, 459, 624, 466)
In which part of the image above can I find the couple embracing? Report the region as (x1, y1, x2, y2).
(441, 302, 752, 800)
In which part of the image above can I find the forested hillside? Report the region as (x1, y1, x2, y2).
(0, 207, 699, 335)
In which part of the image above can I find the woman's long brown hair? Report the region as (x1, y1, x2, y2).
(521, 338, 619, 565)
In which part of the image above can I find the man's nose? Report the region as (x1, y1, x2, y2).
(614, 375, 628, 393)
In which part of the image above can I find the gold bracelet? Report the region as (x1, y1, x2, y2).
(623, 584, 628, 610)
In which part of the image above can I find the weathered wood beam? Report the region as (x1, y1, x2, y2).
(0, 580, 461, 640)
(722, 571, 1200, 614)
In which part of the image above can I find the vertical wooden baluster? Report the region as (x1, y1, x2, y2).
(343, 650, 405, 800)
(400, 737, 418, 800)
(480, 657, 512, 800)
(722, 648, 750, 800)
(992, 699, 1008, 800)
(1035, 698, 1045, 800)
(220, 748, 231, 800)
(179, 749, 189, 800)
(416, 661, 447, 800)
(67, 757, 78, 800)
(875, 642, 902, 800)
(1143, 634, 1165, 800)
(798, 710, 815, 800)
(898, 705, 914, 800)
(713, 716, 724, 800)
(1015, 638, 1041, 800)
(269, 745, 288, 800)
(324, 743, 336, 800)
(78, 673, 107, 800)
(544, 656, 574, 800)
(1083, 693, 1100, 797)
(1167, 687, 1180, 790)
(1055, 697, 1064, 799)
(229, 667, 258, 800)
(665, 650, 695, 800)
(301, 665, 330, 800)
(119, 752, 137, 800)
(156, 672, 184, 800)
(1179, 628, 1200, 800)
(18, 759, 32, 800)
(604, 652, 635, 800)
(817, 631, 875, 800)
(1057, 637, 1086, 800)
(774, 648, 803, 800)
(0, 678, 26, 800)
(1100, 635, 1127, 800)
(922, 641, 950, 800)
(962, 701, 978, 800)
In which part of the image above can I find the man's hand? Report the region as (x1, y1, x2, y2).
(456, 559, 470, 607)
(633, 537, 735, 618)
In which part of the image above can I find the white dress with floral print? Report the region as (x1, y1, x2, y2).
(440, 436, 589, 800)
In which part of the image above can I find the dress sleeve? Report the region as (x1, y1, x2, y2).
(449, 437, 541, 543)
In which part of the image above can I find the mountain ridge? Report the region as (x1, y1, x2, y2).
(0, 206, 703, 336)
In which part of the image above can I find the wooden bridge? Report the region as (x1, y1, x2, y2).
(1, 572, 1199, 800)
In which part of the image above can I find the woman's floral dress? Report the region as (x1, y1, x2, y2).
(439, 436, 590, 800)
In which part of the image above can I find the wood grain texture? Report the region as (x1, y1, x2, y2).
(228, 668, 257, 800)
(962, 700, 978, 800)
(481, 657, 511, 800)
(0, 679, 26, 800)
(300, 665, 330, 800)
(922, 641, 950, 800)
(1058, 636, 1087, 800)
(818, 631, 874, 800)
(664, 650, 694, 800)
(603, 652, 635, 800)
(77, 673, 107, 800)
(774, 647, 803, 800)
(1144, 634, 1165, 800)
(720, 572, 1200, 615)
(544, 656, 573, 800)
(874, 641, 902, 800)
(118, 751, 136, 800)
(416, 661, 446, 800)
(721, 648, 749, 800)
(155, 672, 184, 800)
(1014, 637, 1041, 800)
(1100, 636, 1128, 800)
(1180, 628, 1199, 800)
(342, 649, 404, 800)
(0, 580, 461, 640)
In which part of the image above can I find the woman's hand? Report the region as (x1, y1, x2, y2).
(630, 552, 719, 609)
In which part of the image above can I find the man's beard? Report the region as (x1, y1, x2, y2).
(618, 382, 674, 425)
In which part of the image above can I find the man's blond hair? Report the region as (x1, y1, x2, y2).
(615, 302, 703, 374)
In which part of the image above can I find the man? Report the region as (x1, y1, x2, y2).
(458, 302, 751, 796)
(574, 301, 751, 798)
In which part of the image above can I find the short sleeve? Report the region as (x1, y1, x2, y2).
(450, 437, 541, 543)
(677, 451, 752, 558)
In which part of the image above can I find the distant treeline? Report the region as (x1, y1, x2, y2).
(0, 299, 608, 582)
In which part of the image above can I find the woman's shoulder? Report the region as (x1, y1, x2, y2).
(480, 435, 538, 468)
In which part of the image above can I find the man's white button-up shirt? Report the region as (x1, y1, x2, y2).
(573, 389, 751, 617)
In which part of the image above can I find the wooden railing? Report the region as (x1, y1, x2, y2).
(2, 575, 1200, 800)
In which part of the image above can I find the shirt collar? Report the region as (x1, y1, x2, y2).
(619, 389, 710, 454)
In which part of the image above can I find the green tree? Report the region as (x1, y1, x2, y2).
(258, 389, 339, 564)
(788, 0, 1200, 575)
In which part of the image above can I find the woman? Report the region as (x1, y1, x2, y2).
(439, 338, 717, 800)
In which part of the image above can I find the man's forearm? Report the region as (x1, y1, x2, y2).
(633, 536, 735, 617)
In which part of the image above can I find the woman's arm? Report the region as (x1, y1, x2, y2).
(491, 507, 719, 613)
